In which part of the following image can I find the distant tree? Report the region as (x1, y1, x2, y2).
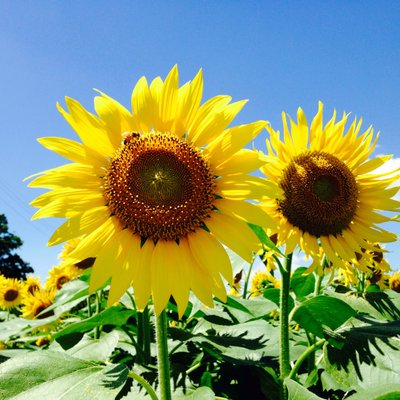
(0, 214, 33, 280)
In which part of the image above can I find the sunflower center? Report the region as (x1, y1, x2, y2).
(74, 257, 96, 270)
(104, 132, 216, 241)
(4, 289, 18, 302)
(35, 305, 54, 319)
(56, 276, 70, 290)
(278, 151, 358, 236)
(27, 284, 40, 295)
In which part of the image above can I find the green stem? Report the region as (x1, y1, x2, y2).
(155, 310, 171, 400)
(128, 370, 159, 400)
(94, 290, 102, 340)
(279, 253, 293, 400)
(288, 339, 325, 380)
(143, 306, 152, 365)
(186, 361, 202, 375)
(243, 260, 254, 299)
(314, 273, 323, 297)
(86, 296, 92, 318)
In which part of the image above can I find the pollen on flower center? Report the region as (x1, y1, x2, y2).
(277, 151, 358, 236)
(104, 132, 217, 241)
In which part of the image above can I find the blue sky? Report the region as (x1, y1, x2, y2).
(0, 1, 399, 279)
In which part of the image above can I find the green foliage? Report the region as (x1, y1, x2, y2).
(0, 351, 128, 399)
(1, 258, 400, 399)
(291, 295, 357, 339)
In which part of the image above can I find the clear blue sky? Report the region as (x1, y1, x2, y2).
(1, 1, 399, 279)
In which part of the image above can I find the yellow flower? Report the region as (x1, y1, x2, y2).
(21, 289, 55, 320)
(58, 238, 96, 277)
(28, 66, 277, 316)
(260, 102, 400, 271)
(45, 265, 75, 291)
(23, 276, 42, 296)
(0, 278, 24, 310)
(389, 271, 400, 293)
(250, 270, 280, 296)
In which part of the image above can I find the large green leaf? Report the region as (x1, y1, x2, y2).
(322, 320, 400, 392)
(290, 267, 315, 298)
(216, 295, 277, 323)
(0, 314, 60, 342)
(191, 318, 280, 362)
(345, 384, 400, 400)
(0, 351, 128, 399)
(55, 331, 120, 362)
(291, 295, 357, 338)
(328, 291, 400, 322)
(54, 306, 135, 350)
(285, 378, 324, 400)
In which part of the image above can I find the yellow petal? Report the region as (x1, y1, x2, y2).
(206, 213, 259, 263)
(206, 121, 266, 165)
(57, 99, 116, 157)
(94, 90, 134, 148)
(158, 65, 179, 132)
(107, 230, 141, 305)
(48, 206, 110, 246)
(132, 239, 154, 310)
(214, 198, 276, 230)
(179, 238, 214, 308)
(214, 149, 268, 175)
(217, 175, 277, 200)
(68, 216, 122, 262)
(37, 137, 105, 166)
(187, 228, 232, 284)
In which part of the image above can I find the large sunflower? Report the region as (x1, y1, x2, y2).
(29, 66, 276, 315)
(260, 102, 399, 272)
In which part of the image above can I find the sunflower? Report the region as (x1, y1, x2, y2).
(389, 271, 400, 293)
(0, 278, 24, 310)
(250, 270, 280, 297)
(23, 276, 42, 296)
(45, 265, 75, 291)
(28, 66, 277, 316)
(260, 102, 400, 272)
(21, 289, 55, 319)
(58, 238, 96, 277)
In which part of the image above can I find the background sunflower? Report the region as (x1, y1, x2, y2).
(260, 102, 400, 272)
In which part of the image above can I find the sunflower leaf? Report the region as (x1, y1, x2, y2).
(290, 267, 316, 298)
(0, 351, 128, 399)
(285, 378, 324, 400)
(291, 295, 357, 338)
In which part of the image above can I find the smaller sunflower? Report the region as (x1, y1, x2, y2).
(0, 278, 24, 310)
(389, 271, 400, 293)
(250, 270, 280, 297)
(21, 289, 56, 320)
(45, 265, 75, 291)
(23, 276, 42, 296)
(339, 243, 391, 289)
(260, 102, 400, 271)
(58, 238, 96, 277)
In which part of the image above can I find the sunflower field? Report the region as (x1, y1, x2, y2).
(1, 66, 400, 400)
